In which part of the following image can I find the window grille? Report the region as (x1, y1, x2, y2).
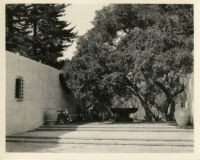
(15, 76, 24, 101)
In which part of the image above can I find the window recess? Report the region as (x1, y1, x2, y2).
(15, 76, 24, 101)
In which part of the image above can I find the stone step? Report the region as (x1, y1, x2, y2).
(7, 134, 193, 141)
(36, 126, 193, 132)
(40, 122, 181, 128)
(6, 137, 193, 147)
(39, 121, 193, 129)
(7, 130, 193, 141)
(6, 142, 194, 152)
(40, 124, 182, 128)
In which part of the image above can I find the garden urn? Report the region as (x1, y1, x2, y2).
(44, 108, 58, 125)
(174, 108, 190, 127)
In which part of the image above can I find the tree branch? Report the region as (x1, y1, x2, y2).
(154, 81, 171, 99)
(172, 84, 184, 97)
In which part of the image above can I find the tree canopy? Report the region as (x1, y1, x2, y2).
(6, 4, 77, 69)
(62, 4, 193, 121)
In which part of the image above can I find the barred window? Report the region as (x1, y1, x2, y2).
(15, 77, 24, 101)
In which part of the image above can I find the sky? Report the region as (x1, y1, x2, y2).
(60, 4, 105, 60)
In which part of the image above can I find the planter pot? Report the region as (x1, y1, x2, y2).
(44, 109, 58, 125)
(174, 108, 190, 127)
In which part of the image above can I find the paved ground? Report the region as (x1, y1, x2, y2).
(6, 121, 194, 153)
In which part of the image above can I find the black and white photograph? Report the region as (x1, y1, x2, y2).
(2, 1, 197, 155)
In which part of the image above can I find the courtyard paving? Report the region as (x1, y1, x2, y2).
(6, 121, 194, 153)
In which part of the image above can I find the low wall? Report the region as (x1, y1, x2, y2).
(6, 51, 78, 135)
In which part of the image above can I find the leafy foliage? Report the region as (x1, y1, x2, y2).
(62, 4, 193, 121)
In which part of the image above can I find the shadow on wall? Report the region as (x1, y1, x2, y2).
(58, 73, 81, 120)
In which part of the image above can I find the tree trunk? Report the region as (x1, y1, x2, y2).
(154, 81, 175, 121)
(167, 100, 175, 121)
(126, 77, 156, 121)
(33, 20, 37, 57)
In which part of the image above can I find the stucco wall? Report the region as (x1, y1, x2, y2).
(6, 51, 78, 135)
(186, 73, 194, 124)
